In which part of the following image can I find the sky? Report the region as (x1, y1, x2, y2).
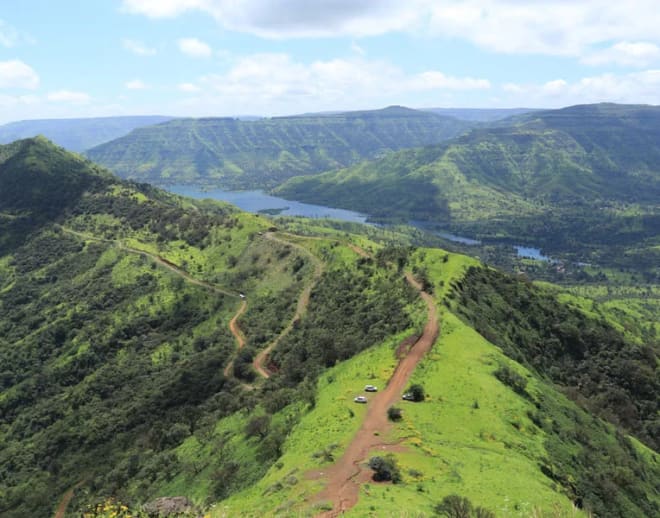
(2, 0, 660, 123)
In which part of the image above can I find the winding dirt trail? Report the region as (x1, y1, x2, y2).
(60, 227, 247, 376)
(224, 299, 248, 377)
(252, 232, 324, 378)
(314, 272, 439, 517)
(53, 480, 84, 518)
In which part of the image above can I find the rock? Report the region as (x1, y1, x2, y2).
(142, 496, 197, 517)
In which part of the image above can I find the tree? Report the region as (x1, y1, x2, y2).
(407, 384, 425, 402)
(434, 494, 495, 518)
(368, 454, 401, 483)
(245, 414, 271, 439)
(387, 406, 402, 421)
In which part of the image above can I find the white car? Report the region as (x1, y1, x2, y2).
(364, 385, 378, 392)
(354, 396, 368, 403)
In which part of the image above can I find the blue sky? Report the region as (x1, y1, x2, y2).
(1, 0, 660, 122)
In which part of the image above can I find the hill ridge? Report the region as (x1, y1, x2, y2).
(85, 106, 474, 189)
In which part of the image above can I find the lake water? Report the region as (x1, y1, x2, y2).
(514, 246, 551, 261)
(433, 231, 550, 261)
(433, 231, 482, 246)
(166, 185, 552, 261)
(166, 185, 368, 224)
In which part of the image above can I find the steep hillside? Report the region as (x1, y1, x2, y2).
(215, 247, 659, 518)
(1, 139, 657, 518)
(85, 106, 473, 188)
(0, 116, 172, 152)
(277, 103, 660, 267)
(0, 139, 421, 517)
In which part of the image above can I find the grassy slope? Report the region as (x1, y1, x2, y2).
(214, 250, 579, 517)
(0, 138, 320, 516)
(353, 312, 579, 518)
(213, 246, 659, 517)
(91, 232, 423, 513)
(2, 138, 658, 517)
(0, 137, 427, 517)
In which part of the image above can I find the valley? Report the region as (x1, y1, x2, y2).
(5, 4, 660, 517)
(0, 106, 658, 518)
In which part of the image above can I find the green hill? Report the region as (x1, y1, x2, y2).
(423, 107, 536, 122)
(85, 106, 473, 189)
(0, 138, 657, 517)
(0, 116, 172, 152)
(276, 103, 660, 268)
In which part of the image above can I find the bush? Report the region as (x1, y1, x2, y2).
(493, 365, 528, 396)
(368, 454, 401, 483)
(245, 414, 271, 439)
(387, 406, 403, 421)
(434, 494, 495, 518)
(407, 383, 425, 402)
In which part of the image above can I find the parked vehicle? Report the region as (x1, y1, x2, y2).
(402, 393, 415, 401)
(364, 384, 378, 392)
(354, 396, 368, 403)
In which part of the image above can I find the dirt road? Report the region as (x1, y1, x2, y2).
(315, 272, 438, 516)
(53, 480, 84, 518)
(224, 300, 248, 377)
(252, 233, 324, 378)
(60, 227, 248, 378)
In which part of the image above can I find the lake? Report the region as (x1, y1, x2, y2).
(166, 185, 368, 224)
(166, 185, 552, 261)
(514, 246, 551, 262)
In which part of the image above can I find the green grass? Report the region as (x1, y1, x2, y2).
(215, 248, 593, 517)
(351, 311, 582, 517)
(216, 330, 417, 517)
(548, 283, 660, 343)
(410, 247, 480, 299)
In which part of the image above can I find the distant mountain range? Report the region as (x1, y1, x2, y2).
(85, 106, 475, 188)
(277, 103, 660, 265)
(0, 115, 173, 152)
(422, 107, 536, 121)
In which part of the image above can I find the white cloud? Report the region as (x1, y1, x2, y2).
(582, 41, 660, 67)
(178, 82, 200, 93)
(125, 79, 148, 90)
(0, 93, 40, 107)
(122, 38, 156, 56)
(424, 2, 660, 58)
(500, 69, 660, 106)
(178, 53, 489, 115)
(121, 1, 660, 60)
(0, 60, 39, 89)
(47, 90, 91, 104)
(123, 0, 425, 38)
(410, 71, 490, 90)
(121, 0, 206, 18)
(177, 37, 212, 57)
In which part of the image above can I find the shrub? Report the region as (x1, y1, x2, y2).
(245, 414, 271, 439)
(493, 365, 528, 396)
(368, 454, 401, 483)
(387, 406, 403, 421)
(433, 494, 495, 518)
(407, 383, 425, 402)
